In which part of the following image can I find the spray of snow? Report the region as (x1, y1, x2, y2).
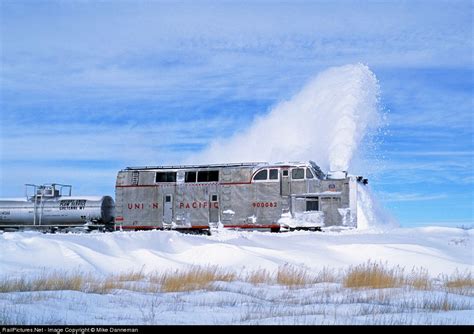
(357, 185, 398, 230)
(192, 63, 381, 173)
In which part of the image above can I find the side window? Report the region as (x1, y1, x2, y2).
(208, 170, 219, 182)
(306, 199, 319, 211)
(269, 169, 279, 180)
(197, 170, 219, 182)
(306, 168, 314, 179)
(185, 171, 196, 183)
(291, 168, 304, 180)
(282, 170, 289, 177)
(156, 172, 176, 183)
(253, 169, 268, 181)
(197, 171, 206, 182)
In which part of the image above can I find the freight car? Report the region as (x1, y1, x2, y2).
(0, 183, 115, 232)
(115, 161, 367, 233)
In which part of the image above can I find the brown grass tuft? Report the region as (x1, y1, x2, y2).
(113, 270, 146, 282)
(0, 272, 85, 293)
(246, 269, 273, 285)
(443, 270, 473, 296)
(343, 261, 404, 289)
(276, 264, 313, 288)
(159, 266, 236, 292)
(444, 271, 473, 289)
(406, 267, 432, 290)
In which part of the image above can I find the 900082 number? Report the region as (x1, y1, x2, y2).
(252, 202, 278, 208)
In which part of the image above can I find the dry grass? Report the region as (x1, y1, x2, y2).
(159, 266, 236, 292)
(343, 261, 404, 289)
(406, 267, 432, 290)
(1, 263, 473, 325)
(0, 264, 471, 297)
(0, 272, 86, 293)
(398, 293, 473, 312)
(113, 269, 146, 282)
(443, 270, 473, 296)
(276, 264, 313, 288)
(444, 271, 473, 289)
(314, 267, 339, 283)
(0, 270, 146, 294)
(420, 293, 469, 311)
(86, 279, 126, 294)
(246, 269, 273, 285)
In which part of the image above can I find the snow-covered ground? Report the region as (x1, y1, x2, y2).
(1, 227, 472, 276)
(0, 227, 472, 325)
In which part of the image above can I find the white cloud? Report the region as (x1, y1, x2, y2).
(1, 1, 471, 99)
(379, 192, 448, 202)
(0, 118, 238, 164)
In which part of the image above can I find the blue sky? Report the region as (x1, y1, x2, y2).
(0, 0, 472, 227)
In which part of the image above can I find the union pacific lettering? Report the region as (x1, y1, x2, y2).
(179, 201, 219, 209)
(127, 203, 159, 210)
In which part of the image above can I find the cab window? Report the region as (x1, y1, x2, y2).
(269, 169, 279, 180)
(291, 168, 304, 180)
(306, 168, 314, 179)
(253, 169, 268, 181)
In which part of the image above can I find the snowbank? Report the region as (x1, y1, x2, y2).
(1, 227, 471, 277)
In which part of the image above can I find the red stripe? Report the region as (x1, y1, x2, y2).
(116, 185, 159, 188)
(118, 225, 209, 230)
(115, 217, 124, 221)
(223, 224, 280, 229)
(118, 225, 161, 230)
(117, 183, 225, 188)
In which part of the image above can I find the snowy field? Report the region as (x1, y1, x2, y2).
(1, 227, 472, 325)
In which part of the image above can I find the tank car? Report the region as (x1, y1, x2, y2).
(0, 183, 115, 232)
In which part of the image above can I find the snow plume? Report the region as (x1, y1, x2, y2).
(357, 185, 398, 230)
(193, 63, 381, 173)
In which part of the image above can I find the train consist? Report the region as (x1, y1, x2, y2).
(0, 161, 368, 233)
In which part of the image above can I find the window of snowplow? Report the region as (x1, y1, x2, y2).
(253, 169, 268, 181)
(291, 168, 304, 180)
(306, 199, 319, 211)
(269, 169, 279, 180)
(155, 172, 176, 183)
(185, 171, 197, 183)
(197, 170, 219, 182)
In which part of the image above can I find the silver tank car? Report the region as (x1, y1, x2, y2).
(0, 184, 115, 231)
